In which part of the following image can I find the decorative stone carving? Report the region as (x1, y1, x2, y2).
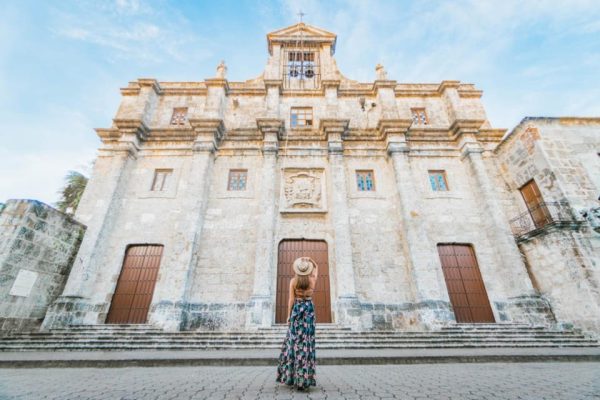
(375, 63, 387, 80)
(280, 168, 327, 213)
(216, 60, 227, 79)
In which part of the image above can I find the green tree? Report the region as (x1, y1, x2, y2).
(56, 170, 88, 215)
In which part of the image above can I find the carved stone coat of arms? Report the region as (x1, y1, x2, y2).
(280, 168, 327, 213)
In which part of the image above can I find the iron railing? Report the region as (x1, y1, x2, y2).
(509, 201, 576, 237)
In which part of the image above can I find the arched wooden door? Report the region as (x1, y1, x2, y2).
(437, 244, 495, 323)
(275, 240, 332, 323)
(106, 245, 163, 324)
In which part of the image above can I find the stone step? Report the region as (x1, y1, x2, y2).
(2, 336, 595, 345)
(1, 342, 598, 352)
(2, 331, 584, 340)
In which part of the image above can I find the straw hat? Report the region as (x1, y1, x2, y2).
(292, 257, 315, 276)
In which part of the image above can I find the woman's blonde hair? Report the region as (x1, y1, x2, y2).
(294, 258, 317, 291)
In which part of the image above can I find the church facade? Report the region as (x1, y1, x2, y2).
(41, 24, 600, 333)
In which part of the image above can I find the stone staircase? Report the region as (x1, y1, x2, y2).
(0, 323, 598, 351)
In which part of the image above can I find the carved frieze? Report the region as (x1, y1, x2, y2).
(280, 168, 327, 213)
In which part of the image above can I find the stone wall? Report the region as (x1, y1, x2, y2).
(0, 200, 85, 332)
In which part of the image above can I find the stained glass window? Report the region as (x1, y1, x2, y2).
(228, 169, 247, 191)
(356, 170, 375, 191)
(170, 107, 188, 125)
(428, 170, 449, 191)
(411, 108, 428, 125)
(151, 169, 173, 191)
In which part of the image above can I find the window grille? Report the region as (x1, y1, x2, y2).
(170, 107, 188, 125)
(228, 169, 248, 191)
(356, 170, 376, 191)
(428, 170, 449, 191)
(411, 108, 429, 125)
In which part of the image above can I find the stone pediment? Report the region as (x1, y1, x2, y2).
(267, 23, 337, 54)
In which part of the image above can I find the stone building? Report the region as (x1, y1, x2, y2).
(40, 23, 600, 334)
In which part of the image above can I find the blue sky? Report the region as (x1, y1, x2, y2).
(1, 0, 599, 205)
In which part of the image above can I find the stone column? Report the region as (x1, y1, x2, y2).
(457, 123, 535, 296)
(42, 119, 147, 329)
(247, 119, 282, 327)
(322, 119, 361, 326)
(380, 120, 453, 327)
(149, 119, 224, 331)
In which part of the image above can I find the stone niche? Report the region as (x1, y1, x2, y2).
(280, 168, 327, 214)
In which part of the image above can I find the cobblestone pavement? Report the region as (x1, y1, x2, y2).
(0, 363, 598, 400)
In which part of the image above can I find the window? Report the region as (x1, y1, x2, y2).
(290, 107, 313, 128)
(411, 108, 428, 125)
(288, 51, 315, 79)
(227, 169, 247, 191)
(170, 107, 188, 125)
(356, 170, 375, 191)
(151, 169, 173, 191)
(428, 170, 449, 191)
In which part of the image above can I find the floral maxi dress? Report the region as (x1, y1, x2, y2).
(276, 298, 317, 389)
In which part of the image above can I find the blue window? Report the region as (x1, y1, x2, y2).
(429, 170, 449, 191)
(356, 170, 375, 191)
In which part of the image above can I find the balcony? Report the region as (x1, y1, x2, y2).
(509, 201, 582, 240)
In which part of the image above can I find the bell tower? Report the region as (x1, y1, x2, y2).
(265, 22, 338, 91)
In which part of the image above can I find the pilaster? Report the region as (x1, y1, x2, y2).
(456, 121, 536, 302)
(381, 119, 454, 328)
(247, 119, 282, 327)
(150, 119, 224, 331)
(43, 119, 147, 329)
(321, 119, 361, 326)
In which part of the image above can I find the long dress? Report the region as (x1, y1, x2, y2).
(276, 297, 317, 389)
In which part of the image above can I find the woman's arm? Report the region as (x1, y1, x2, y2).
(287, 278, 295, 322)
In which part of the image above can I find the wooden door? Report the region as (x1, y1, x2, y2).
(276, 240, 332, 323)
(437, 244, 495, 323)
(520, 179, 552, 228)
(106, 245, 163, 324)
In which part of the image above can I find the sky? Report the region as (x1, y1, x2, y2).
(1, 0, 599, 206)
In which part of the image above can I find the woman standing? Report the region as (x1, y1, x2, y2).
(276, 256, 318, 390)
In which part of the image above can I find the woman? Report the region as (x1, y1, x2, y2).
(276, 256, 318, 390)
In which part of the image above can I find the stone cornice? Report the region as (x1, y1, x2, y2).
(113, 119, 150, 141)
(204, 78, 230, 94)
(437, 80, 461, 94)
(256, 118, 283, 154)
(188, 118, 225, 153)
(120, 79, 162, 96)
(263, 79, 283, 93)
(377, 119, 413, 137)
(373, 80, 397, 91)
(322, 80, 341, 89)
(449, 119, 486, 137)
(320, 119, 350, 135)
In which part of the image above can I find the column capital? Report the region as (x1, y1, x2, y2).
(378, 119, 412, 156)
(113, 118, 150, 140)
(257, 118, 283, 155)
(320, 119, 349, 155)
(188, 118, 224, 153)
